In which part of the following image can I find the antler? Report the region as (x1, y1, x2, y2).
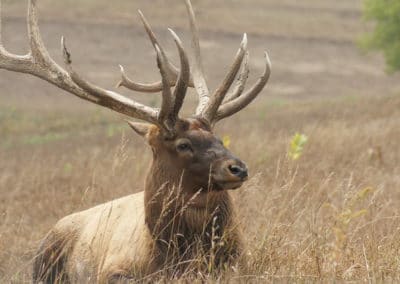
(183, 0, 271, 125)
(116, 0, 271, 126)
(1, 0, 271, 133)
(0, 0, 193, 135)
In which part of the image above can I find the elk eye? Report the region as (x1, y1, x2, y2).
(176, 142, 192, 152)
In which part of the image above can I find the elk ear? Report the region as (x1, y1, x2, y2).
(127, 121, 152, 138)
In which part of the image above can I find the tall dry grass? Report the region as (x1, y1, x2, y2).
(1, 0, 400, 281)
(1, 94, 399, 282)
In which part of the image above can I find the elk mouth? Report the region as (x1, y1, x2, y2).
(189, 178, 247, 208)
(211, 177, 247, 191)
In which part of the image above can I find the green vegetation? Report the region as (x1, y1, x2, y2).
(362, 0, 400, 72)
(288, 133, 308, 161)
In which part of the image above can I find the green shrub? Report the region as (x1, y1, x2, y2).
(361, 0, 400, 72)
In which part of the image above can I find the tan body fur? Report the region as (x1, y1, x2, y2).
(36, 190, 242, 282)
(45, 193, 153, 282)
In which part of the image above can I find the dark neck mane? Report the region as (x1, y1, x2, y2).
(144, 156, 234, 255)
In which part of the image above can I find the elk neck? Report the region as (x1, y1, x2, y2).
(143, 150, 234, 241)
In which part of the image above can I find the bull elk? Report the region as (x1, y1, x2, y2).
(0, 0, 271, 282)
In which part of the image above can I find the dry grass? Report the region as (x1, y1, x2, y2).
(1, 0, 400, 282)
(1, 94, 400, 282)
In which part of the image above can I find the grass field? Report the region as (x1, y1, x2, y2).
(1, 0, 400, 282)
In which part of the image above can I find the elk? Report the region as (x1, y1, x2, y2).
(0, 0, 271, 282)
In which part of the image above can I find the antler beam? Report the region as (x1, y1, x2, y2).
(0, 0, 195, 135)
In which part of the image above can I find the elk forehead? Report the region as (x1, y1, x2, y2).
(173, 117, 211, 133)
(177, 118, 215, 140)
(187, 118, 211, 131)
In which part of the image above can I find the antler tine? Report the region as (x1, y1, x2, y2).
(168, 28, 190, 120)
(215, 51, 272, 122)
(28, 0, 56, 69)
(61, 37, 160, 124)
(117, 65, 166, 93)
(201, 34, 248, 122)
(224, 51, 250, 103)
(136, 12, 186, 131)
(153, 43, 174, 131)
(1, 0, 93, 98)
(0, 0, 31, 74)
(0, 0, 59, 80)
(184, 0, 210, 114)
(117, 10, 194, 93)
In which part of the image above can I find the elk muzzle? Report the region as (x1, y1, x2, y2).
(211, 158, 248, 190)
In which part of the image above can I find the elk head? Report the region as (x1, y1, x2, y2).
(0, 0, 271, 196)
(130, 117, 248, 194)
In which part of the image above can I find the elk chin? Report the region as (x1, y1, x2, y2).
(210, 170, 247, 191)
(212, 180, 244, 191)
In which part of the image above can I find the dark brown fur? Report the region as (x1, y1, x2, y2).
(143, 119, 244, 274)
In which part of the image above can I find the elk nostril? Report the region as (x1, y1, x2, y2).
(228, 165, 247, 179)
(228, 165, 241, 175)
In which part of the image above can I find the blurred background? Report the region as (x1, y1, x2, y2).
(1, 0, 399, 281)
